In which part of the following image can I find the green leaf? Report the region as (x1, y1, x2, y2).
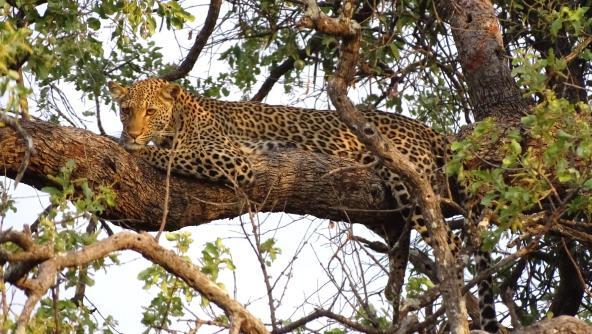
(480, 229, 501, 252)
(558, 172, 573, 183)
(521, 114, 536, 127)
(556, 129, 573, 140)
(481, 193, 496, 206)
(450, 141, 467, 152)
(259, 238, 281, 263)
(388, 43, 400, 60)
(324, 329, 346, 334)
(87, 17, 101, 30)
(7, 70, 19, 80)
(294, 59, 305, 70)
(510, 139, 522, 155)
(576, 139, 592, 158)
(41, 186, 61, 196)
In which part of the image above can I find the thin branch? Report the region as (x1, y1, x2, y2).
(0, 229, 269, 334)
(16, 69, 30, 121)
(564, 36, 592, 64)
(160, 0, 223, 81)
(94, 94, 106, 136)
(299, 0, 469, 331)
(275, 308, 380, 334)
(349, 234, 389, 253)
(251, 53, 301, 102)
(155, 127, 179, 241)
(239, 212, 279, 332)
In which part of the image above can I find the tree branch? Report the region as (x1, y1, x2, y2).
(299, 0, 469, 332)
(0, 229, 269, 334)
(160, 0, 223, 81)
(251, 0, 378, 102)
(0, 113, 35, 188)
(251, 35, 323, 102)
(0, 119, 401, 232)
(436, 0, 529, 121)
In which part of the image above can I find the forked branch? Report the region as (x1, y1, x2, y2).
(0, 229, 268, 334)
(299, 0, 469, 332)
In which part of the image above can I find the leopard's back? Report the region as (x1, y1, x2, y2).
(199, 97, 449, 178)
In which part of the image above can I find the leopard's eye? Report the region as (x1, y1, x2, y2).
(121, 107, 130, 115)
(146, 108, 157, 116)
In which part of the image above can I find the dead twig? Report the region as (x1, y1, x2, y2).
(0, 115, 35, 188)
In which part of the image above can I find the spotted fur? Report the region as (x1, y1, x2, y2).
(108, 78, 497, 332)
(108, 79, 449, 195)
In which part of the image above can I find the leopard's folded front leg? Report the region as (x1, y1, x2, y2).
(126, 143, 254, 186)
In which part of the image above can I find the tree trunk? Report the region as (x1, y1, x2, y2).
(438, 0, 530, 122)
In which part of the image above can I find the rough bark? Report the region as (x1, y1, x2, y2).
(513, 316, 592, 334)
(0, 120, 398, 231)
(438, 0, 530, 122)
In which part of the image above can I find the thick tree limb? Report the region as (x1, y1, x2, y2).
(160, 0, 223, 81)
(437, 0, 529, 121)
(0, 113, 35, 187)
(0, 119, 400, 231)
(513, 315, 592, 334)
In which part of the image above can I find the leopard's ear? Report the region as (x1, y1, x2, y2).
(107, 81, 128, 101)
(160, 83, 181, 102)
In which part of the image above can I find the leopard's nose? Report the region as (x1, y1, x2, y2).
(127, 128, 141, 139)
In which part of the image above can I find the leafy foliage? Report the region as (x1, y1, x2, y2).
(137, 234, 236, 332)
(0, 161, 120, 333)
(258, 237, 281, 266)
(200, 237, 236, 283)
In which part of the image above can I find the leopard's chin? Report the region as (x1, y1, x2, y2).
(122, 142, 146, 151)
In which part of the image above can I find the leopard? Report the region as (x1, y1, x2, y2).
(108, 78, 499, 333)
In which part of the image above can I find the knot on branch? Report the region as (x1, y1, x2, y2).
(298, 0, 360, 37)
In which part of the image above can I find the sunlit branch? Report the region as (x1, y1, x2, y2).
(0, 229, 269, 334)
(160, 0, 223, 81)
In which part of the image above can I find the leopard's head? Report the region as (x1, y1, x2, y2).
(108, 79, 180, 148)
